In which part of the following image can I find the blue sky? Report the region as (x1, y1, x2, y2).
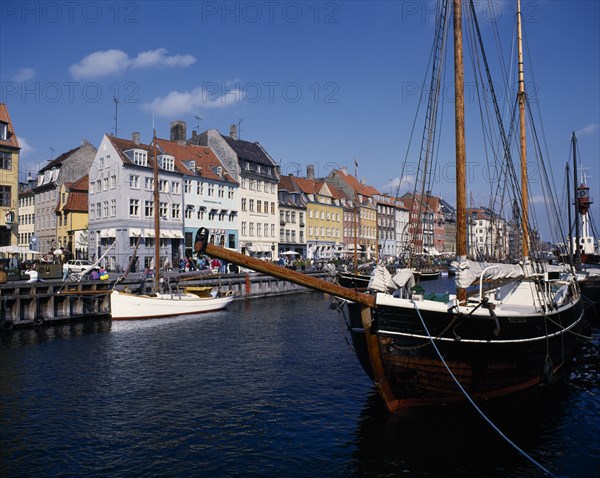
(1, 0, 599, 241)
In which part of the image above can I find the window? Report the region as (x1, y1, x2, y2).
(0, 122, 7, 141)
(208, 184, 214, 196)
(271, 202, 275, 214)
(129, 199, 140, 217)
(103, 201, 109, 217)
(257, 200, 262, 213)
(133, 150, 147, 166)
(130, 175, 140, 188)
(96, 202, 101, 218)
(218, 185, 224, 198)
(111, 199, 116, 217)
(241, 198, 247, 211)
(172, 181, 180, 194)
(184, 179, 192, 193)
(257, 223, 262, 237)
(110, 175, 117, 189)
(159, 202, 168, 219)
(160, 155, 174, 171)
(102, 178, 109, 191)
(197, 182, 204, 195)
(159, 180, 168, 193)
(145, 177, 154, 190)
(264, 223, 269, 237)
(241, 221, 247, 235)
(228, 187, 234, 199)
(0, 151, 12, 170)
(249, 222, 254, 236)
(172, 203, 181, 220)
(145, 200, 154, 218)
(249, 199, 254, 212)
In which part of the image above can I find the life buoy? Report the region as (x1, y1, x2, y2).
(225, 290, 235, 296)
(33, 317, 45, 326)
(1, 320, 14, 331)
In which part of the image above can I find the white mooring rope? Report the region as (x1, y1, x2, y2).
(411, 301, 558, 478)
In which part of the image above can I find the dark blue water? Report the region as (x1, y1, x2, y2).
(1, 284, 599, 477)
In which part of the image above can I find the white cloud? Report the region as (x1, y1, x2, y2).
(131, 48, 196, 69)
(142, 87, 243, 117)
(17, 137, 34, 158)
(12, 67, 35, 82)
(575, 123, 599, 138)
(385, 175, 415, 191)
(69, 48, 196, 79)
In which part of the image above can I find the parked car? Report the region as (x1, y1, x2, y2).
(62, 259, 93, 274)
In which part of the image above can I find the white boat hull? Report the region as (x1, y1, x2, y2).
(110, 290, 234, 320)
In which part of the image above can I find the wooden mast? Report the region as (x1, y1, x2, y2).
(153, 131, 160, 291)
(353, 160, 359, 271)
(517, 0, 530, 257)
(454, 0, 467, 303)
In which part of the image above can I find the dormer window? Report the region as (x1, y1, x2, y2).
(125, 149, 148, 166)
(216, 166, 222, 176)
(0, 122, 7, 141)
(158, 154, 175, 171)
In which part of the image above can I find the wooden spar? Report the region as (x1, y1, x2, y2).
(572, 132, 580, 266)
(517, 0, 530, 257)
(453, 0, 467, 303)
(194, 229, 375, 308)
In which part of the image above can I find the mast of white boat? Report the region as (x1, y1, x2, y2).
(572, 132, 581, 266)
(153, 130, 160, 291)
(517, 0, 530, 258)
(353, 159, 359, 272)
(454, 0, 467, 303)
(566, 161, 573, 261)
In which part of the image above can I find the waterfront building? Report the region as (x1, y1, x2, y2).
(88, 133, 185, 272)
(55, 175, 89, 259)
(33, 140, 96, 256)
(278, 180, 307, 259)
(325, 167, 380, 260)
(155, 135, 239, 258)
(467, 207, 511, 260)
(0, 103, 20, 248)
(17, 180, 35, 257)
(394, 200, 411, 258)
(374, 194, 398, 262)
(280, 167, 344, 261)
(190, 124, 280, 259)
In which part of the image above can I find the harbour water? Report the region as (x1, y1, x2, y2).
(1, 280, 598, 477)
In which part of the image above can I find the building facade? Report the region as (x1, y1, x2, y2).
(0, 103, 20, 247)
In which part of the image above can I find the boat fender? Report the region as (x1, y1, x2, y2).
(1, 320, 14, 331)
(542, 355, 553, 384)
(485, 303, 500, 336)
(33, 317, 45, 326)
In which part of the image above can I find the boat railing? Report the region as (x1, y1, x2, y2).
(479, 265, 500, 301)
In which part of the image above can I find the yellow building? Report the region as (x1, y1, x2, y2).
(0, 103, 20, 247)
(56, 175, 89, 259)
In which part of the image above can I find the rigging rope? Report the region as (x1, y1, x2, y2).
(411, 300, 559, 478)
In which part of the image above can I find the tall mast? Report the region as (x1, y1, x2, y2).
(153, 131, 160, 290)
(517, 0, 530, 257)
(566, 161, 573, 261)
(453, 0, 467, 302)
(572, 132, 580, 266)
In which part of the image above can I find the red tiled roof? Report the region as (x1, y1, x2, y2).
(63, 190, 88, 212)
(334, 169, 380, 197)
(0, 103, 20, 149)
(155, 137, 237, 185)
(70, 174, 89, 192)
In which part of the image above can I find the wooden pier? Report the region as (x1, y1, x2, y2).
(0, 280, 112, 331)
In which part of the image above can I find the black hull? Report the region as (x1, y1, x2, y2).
(347, 297, 585, 409)
(337, 272, 370, 291)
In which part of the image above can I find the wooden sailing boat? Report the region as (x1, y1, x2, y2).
(193, 0, 585, 411)
(110, 132, 234, 320)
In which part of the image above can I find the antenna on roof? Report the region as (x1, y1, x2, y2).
(50, 147, 55, 160)
(238, 118, 244, 139)
(113, 96, 119, 137)
(194, 114, 203, 131)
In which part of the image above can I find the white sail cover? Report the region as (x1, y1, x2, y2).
(368, 265, 416, 293)
(452, 257, 524, 289)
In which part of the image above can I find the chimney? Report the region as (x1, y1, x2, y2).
(132, 132, 140, 145)
(230, 124, 238, 140)
(192, 130, 197, 138)
(170, 120, 187, 142)
(341, 166, 348, 174)
(307, 164, 315, 179)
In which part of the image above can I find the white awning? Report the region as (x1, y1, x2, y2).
(160, 231, 172, 238)
(100, 228, 116, 238)
(129, 228, 142, 237)
(172, 230, 184, 239)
